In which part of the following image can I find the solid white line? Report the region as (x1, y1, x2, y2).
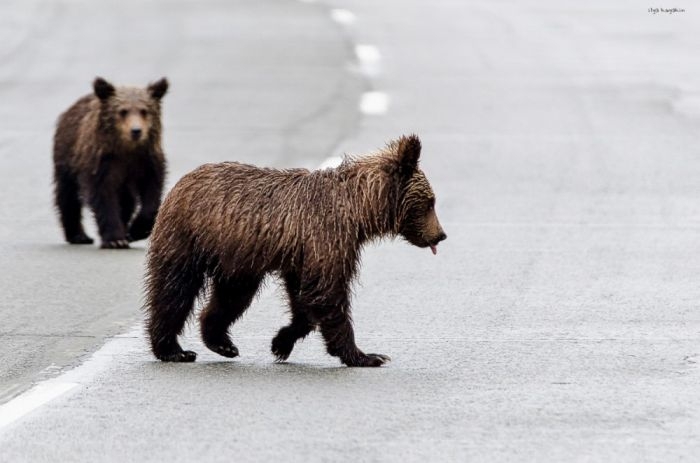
(317, 156, 343, 170)
(359, 91, 389, 115)
(330, 9, 356, 25)
(0, 325, 142, 432)
(0, 381, 78, 430)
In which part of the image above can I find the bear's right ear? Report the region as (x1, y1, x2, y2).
(396, 134, 421, 174)
(93, 77, 115, 101)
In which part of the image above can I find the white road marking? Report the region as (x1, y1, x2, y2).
(359, 91, 389, 115)
(0, 382, 78, 430)
(355, 44, 381, 63)
(355, 44, 381, 76)
(330, 9, 356, 25)
(0, 325, 142, 432)
(317, 156, 343, 170)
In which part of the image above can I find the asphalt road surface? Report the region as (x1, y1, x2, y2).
(1, 0, 699, 461)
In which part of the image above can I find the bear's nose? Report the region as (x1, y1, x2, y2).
(130, 128, 142, 140)
(436, 231, 447, 242)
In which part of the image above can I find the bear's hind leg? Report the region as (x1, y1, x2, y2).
(146, 255, 205, 362)
(54, 169, 93, 244)
(271, 272, 315, 361)
(200, 274, 262, 358)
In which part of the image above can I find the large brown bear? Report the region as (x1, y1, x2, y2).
(53, 77, 169, 249)
(145, 135, 447, 367)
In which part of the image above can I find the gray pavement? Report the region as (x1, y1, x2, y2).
(0, 0, 361, 403)
(1, 0, 700, 461)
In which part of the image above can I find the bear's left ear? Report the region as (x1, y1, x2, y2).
(396, 134, 421, 174)
(148, 78, 169, 100)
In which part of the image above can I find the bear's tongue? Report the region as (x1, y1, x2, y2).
(430, 245, 437, 255)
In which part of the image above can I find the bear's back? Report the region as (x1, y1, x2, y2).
(53, 94, 98, 164)
(154, 161, 351, 269)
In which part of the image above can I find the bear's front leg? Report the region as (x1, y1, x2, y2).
(311, 294, 390, 367)
(91, 189, 130, 249)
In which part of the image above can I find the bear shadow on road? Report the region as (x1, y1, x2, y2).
(33, 242, 147, 254)
(146, 359, 354, 375)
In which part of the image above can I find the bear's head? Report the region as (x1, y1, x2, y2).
(93, 77, 168, 147)
(393, 135, 447, 254)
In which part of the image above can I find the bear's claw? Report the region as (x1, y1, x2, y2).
(205, 342, 239, 358)
(344, 353, 391, 367)
(100, 239, 130, 249)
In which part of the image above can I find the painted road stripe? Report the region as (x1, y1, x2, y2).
(355, 44, 381, 63)
(330, 9, 356, 25)
(355, 44, 381, 76)
(0, 325, 141, 432)
(0, 381, 78, 430)
(317, 156, 343, 169)
(359, 91, 389, 115)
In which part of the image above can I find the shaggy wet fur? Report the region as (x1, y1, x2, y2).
(145, 135, 447, 366)
(53, 77, 168, 248)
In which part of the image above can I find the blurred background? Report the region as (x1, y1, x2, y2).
(0, 0, 698, 461)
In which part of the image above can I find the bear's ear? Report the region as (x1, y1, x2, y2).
(396, 134, 421, 174)
(148, 78, 169, 100)
(93, 77, 115, 101)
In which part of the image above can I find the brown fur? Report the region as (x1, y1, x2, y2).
(144, 135, 446, 366)
(53, 77, 168, 248)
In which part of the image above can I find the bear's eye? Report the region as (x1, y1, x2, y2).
(119, 109, 128, 118)
(140, 109, 148, 118)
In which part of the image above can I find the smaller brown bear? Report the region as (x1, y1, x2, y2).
(53, 77, 169, 248)
(145, 135, 446, 367)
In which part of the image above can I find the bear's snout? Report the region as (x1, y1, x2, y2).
(130, 127, 143, 141)
(436, 231, 447, 243)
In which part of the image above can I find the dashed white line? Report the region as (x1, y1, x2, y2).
(317, 156, 343, 170)
(355, 44, 382, 76)
(330, 9, 356, 25)
(327, 10, 388, 114)
(355, 44, 381, 63)
(359, 91, 389, 115)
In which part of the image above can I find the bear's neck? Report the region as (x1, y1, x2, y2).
(342, 164, 400, 243)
